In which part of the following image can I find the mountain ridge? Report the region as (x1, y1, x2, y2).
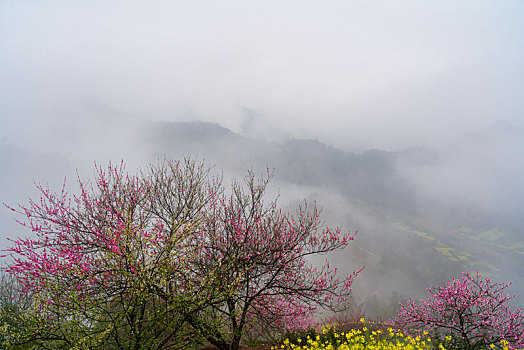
(2, 119, 522, 316)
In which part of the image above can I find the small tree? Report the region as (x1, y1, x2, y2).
(393, 271, 524, 349)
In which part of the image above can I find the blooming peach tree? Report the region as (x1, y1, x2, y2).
(185, 171, 361, 350)
(4, 159, 229, 349)
(4, 158, 360, 350)
(393, 271, 524, 350)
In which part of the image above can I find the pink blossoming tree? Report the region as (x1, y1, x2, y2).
(393, 271, 524, 350)
(4, 158, 359, 350)
(187, 171, 360, 349)
(4, 159, 230, 349)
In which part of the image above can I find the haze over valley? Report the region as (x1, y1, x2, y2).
(1, 1, 523, 317)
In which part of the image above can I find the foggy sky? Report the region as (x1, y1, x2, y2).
(1, 0, 523, 152)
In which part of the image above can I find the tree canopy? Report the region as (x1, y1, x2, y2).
(3, 158, 359, 350)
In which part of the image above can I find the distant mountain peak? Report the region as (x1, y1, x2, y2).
(465, 119, 524, 142)
(489, 120, 520, 135)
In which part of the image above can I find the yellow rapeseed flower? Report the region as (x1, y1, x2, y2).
(277, 323, 438, 350)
